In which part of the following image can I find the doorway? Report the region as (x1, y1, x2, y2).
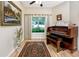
(31, 16, 47, 39)
(24, 14, 48, 40)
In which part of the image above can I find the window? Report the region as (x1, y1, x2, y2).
(32, 17, 45, 33)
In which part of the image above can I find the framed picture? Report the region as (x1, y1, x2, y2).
(3, 1, 22, 26)
(56, 14, 62, 21)
(0, 1, 3, 25)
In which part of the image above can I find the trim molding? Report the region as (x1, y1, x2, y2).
(8, 39, 25, 57)
(7, 47, 17, 57)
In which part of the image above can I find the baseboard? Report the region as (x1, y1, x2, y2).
(7, 47, 17, 57)
(8, 39, 25, 57)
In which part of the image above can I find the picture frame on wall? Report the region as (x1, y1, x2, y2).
(2, 1, 22, 26)
(56, 14, 62, 21)
(0, 1, 3, 26)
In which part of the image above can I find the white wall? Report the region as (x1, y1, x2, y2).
(24, 8, 52, 14)
(70, 1, 79, 25)
(0, 27, 20, 56)
(0, 1, 24, 56)
(70, 1, 79, 50)
(52, 2, 70, 26)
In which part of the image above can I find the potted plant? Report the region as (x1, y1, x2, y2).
(16, 27, 22, 51)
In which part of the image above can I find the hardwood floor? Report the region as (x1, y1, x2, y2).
(10, 40, 79, 57)
(47, 44, 79, 57)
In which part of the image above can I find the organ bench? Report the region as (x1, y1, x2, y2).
(46, 26, 78, 53)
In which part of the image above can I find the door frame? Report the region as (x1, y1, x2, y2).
(31, 16, 47, 39)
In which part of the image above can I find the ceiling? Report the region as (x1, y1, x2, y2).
(20, 1, 64, 8)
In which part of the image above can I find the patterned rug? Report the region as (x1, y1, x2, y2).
(18, 42, 51, 57)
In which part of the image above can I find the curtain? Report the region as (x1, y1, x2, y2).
(24, 15, 31, 39)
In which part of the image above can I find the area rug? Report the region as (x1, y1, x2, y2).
(18, 42, 51, 57)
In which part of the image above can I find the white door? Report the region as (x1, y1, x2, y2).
(31, 16, 47, 39)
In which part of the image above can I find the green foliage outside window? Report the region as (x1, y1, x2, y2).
(32, 17, 45, 33)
